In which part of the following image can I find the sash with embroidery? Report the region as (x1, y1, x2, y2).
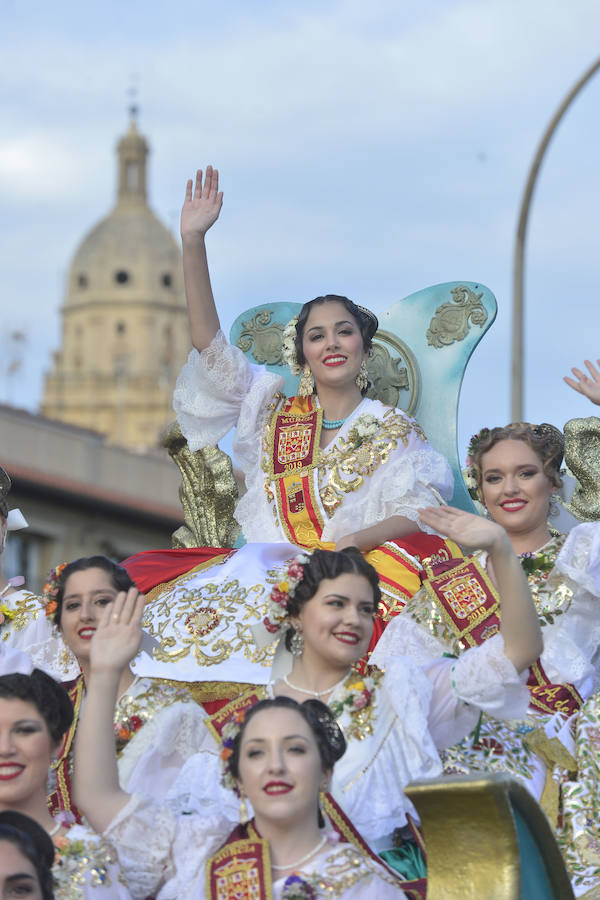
(266, 395, 325, 548)
(206, 823, 272, 900)
(48, 675, 85, 822)
(424, 557, 583, 717)
(204, 688, 269, 744)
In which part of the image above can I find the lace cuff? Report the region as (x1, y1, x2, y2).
(104, 793, 177, 898)
(174, 330, 283, 452)
(450, 634, 529, 719)
(556, 522, 600, 596)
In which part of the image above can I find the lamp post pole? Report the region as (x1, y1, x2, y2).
(511, 56, 600, 422)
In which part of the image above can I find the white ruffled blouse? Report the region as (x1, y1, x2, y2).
(173, 330, 454, 541)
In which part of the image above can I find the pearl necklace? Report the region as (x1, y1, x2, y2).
(283, 670, 350, 698)
(271, 835, 327, 870)
(48, 820, 61, 837)
(322, 416, 347, 430)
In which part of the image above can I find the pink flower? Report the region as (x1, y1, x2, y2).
(352, 693, 368, 709)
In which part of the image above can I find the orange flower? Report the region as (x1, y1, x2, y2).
(53, 835, 69, 850)
(118, 727, 130, 740)
(220, 747, 233, 761)
(45, 599, 57, 618)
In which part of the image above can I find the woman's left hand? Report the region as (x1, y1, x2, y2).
(89, 587, 145, 675)
(418, 506, 508, 553)
(564, 358, 600, 406)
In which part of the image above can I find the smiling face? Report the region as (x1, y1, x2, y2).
(59, 568, 118, 664)
(0, 699, 55, 813)
(294, 572, 375, 671)
(236, 707, 326, 827)
(301, 301, 366, 393)
(480, 439, 555, 541)
(0, 841, 43, 900)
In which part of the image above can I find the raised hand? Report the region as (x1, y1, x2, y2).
(180, 166, 224, 240)
(564, 358, 600, 406)
(89, 587, 145, 675)
(418, 505, 508, 553)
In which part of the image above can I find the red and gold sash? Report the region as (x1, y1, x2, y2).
(204, 688, 268, 744)
(207, 802, 421, 900)
(424, 557, 583, 717)
(266, 395, 325, 548)
(206, 823, 272, 900)
(48, 675, 85, 822)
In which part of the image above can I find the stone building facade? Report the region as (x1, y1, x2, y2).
(42, 113, 190, 450)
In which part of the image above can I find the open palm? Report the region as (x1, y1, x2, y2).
(180, 166, 223, 239)
(89, 588, 145, 674)
(419, 505, 507, 553)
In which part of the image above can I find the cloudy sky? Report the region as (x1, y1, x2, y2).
(1, 0, 599, 463)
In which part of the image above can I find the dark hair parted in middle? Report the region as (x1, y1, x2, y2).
(0, 669, 73, 745)
(229, 696, 346, 784)
(285, 547, 380, 653)
(53, 555, 135, 629)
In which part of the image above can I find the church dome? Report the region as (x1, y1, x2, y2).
(65, 115, 183, 308)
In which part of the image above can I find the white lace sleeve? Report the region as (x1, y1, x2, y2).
(104, 793, 228, 900)
(173, 329, 284, 459)
(118, 700, 209, 800)
(424, 636, 529, 749)
(556, 522, 600, 595)
(537, 523, 600, 694)
(370, 618, 529, 749)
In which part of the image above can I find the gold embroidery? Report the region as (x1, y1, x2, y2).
(1, 591, 42, 640)
(143, 570, 276, 667)
(318, 410, 426, 516)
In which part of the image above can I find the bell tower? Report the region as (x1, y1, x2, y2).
(42, 110, 190, 450)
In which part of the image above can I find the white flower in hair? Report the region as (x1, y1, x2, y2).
(281, 316, 303, 375)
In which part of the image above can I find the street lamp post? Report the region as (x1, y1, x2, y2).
(512, 56, 600, 422)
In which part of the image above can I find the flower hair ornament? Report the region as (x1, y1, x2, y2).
(282, 315, 302, 375)
(42, 563, 67, 618)
(263, 553, 311, 636)
(220, 708, 247, 793)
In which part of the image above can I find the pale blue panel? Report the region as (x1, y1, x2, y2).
(229, 283, 497, 514)
(378, 281, 497, 511)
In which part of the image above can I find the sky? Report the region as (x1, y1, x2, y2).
(1, 0, 599, 465)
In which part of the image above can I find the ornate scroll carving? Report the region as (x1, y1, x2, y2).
(162, 421, 240, 549)
(426, 286, 487, 348)
(236, 311, 285, 365)
(366, 330, 419, 415)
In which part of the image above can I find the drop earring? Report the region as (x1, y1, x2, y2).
(298, 365, 315, 397)
(355, 360, 368, 392)
(239, 790, 248, 825)
(290, 627, 304, 657)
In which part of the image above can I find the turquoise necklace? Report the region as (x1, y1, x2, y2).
(322, 416, 347, 430)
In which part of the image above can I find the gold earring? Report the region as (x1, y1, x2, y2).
(59, 645, 75, 674)
(239, 790, 248, 825)
(355, 360, 368, 392)
(298, 365, 314, 397)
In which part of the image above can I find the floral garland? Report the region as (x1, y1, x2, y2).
(114, 713, 144, 754)
(42, 562, 67, 618)
(328, 672, 377, 719)
(263, 553, 310, 635)
(220, 708, 248, 793)
(346, 413, 380, 449)
(281, 875, 317, 899)
(0, 603, 15, 628)
(282, 315, 303, 375)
